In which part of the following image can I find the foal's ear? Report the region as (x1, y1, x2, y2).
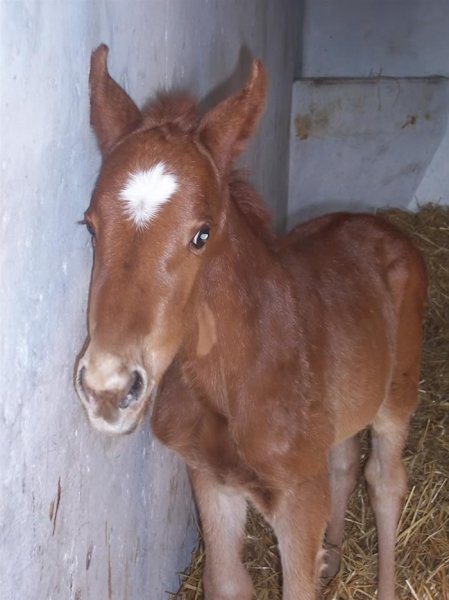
(199, 60, 267, 174)
(89, 44, 142, 156)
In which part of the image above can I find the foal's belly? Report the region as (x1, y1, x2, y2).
(329, 360, 391, 445)
(333, 399, 384, 445)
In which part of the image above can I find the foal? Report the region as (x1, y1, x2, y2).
(75, 45, 427, 600)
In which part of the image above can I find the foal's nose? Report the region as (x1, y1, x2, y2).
(76, 355, 148, 414)
(79, 367, 146, 408)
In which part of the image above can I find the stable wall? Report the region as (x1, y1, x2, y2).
(0, 2, 299, 598)
(289, 0, 449, 223)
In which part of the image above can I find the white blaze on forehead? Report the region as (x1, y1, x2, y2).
(119, 162, 178, 228)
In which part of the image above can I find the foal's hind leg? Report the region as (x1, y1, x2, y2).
(364, 410, 411, 600)
(190, 469, 253, 600)
(365, 254, 426, 600)
(322, 435, 360, 583)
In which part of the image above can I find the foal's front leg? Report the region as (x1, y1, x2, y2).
(269, 478, 330, 600)
(190, 469, 253, 600)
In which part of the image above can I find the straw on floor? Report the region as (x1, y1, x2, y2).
(170, 204, 449, 600)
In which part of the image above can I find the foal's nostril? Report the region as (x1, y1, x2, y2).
(77, 366, 87, 398)
(119, 370, 145, 410)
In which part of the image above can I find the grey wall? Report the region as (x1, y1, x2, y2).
(289, 0, 449, 221)
(0, 2, 299, 599)
(288, 76, 449, 225)
(298, 0, 449, 79)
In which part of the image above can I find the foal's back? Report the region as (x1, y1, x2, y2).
(280, 212, 427, 444)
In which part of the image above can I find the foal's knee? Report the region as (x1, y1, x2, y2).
(203, 564, 253, 600)
(364, 454, 407, 507)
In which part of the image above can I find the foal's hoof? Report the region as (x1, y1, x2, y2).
(320, 545, 341, 587)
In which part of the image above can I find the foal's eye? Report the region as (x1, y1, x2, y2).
(85, 221, 95, 238)
(191, 227, 210, 250)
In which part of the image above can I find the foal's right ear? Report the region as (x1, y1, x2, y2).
(89, 44, 142, 156)
(198, 60, 267, 175)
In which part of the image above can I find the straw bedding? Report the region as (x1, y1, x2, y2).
(170, 204, 449, 600)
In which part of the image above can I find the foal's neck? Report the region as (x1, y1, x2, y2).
(185, 193, 299, 405)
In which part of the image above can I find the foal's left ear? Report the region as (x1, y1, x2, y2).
(89, 44, 142, 156)
(198, 60, 267, 174)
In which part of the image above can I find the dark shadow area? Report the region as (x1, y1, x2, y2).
(199, 45, 254, 114)
(293, 0, 306, 79)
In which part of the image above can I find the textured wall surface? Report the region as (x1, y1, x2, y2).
(299, 0, 449, 79)
(289, 0, 449, 218)
(0, 2, 298, 599)
(288, 77, 449, 225)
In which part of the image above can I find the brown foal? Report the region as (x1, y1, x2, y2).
(75, 45, 427, 600)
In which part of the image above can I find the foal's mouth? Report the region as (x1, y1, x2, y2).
(83, 382, 158, 436)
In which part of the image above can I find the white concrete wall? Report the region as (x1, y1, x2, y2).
(288, 76, 449, 225)
(290, 0, 449, 218)
(299, 0, 449, 79)
(0, 2, 299, 599)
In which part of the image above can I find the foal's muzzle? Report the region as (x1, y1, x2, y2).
(75, 356, 152, 434)
(77, 366, 146, 408)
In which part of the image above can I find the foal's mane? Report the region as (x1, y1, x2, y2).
(142, 91, 199, 132)
(228, 174, 274, 244)
(142, 92, 274, 243)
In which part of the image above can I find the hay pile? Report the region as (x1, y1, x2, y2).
(171, 204, 449, 600)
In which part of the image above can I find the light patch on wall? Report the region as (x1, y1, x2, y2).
(119, 163, 178, 228)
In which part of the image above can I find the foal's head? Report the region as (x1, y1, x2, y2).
(75, 45, 266, 434)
